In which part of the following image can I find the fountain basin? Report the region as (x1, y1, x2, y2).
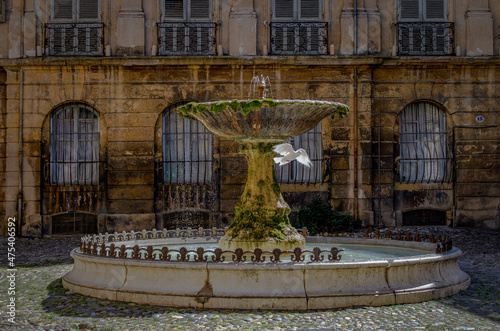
(62, 234, 470, 310)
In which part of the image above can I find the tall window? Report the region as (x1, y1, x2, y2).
(162, 104, 213, 183)
(399, 102, 450, 183)
(276, 123, 322, 183)
(163, 0, 212, 21)
(52, 0, 100, 21)
(50, 104, 100, 185)
(397, 0, 452, 56)
(270, 0, 326, 55)
(273, 0, 321, 21)
(47, 0, 103, 56)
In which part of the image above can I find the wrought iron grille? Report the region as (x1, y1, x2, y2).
(399, 102, 453, 184)
(47, 104, 101, 185)
(44, 23, 104, 56)
(157, 22, 216, 55)
(276, 123, 323, 183)
(397, 22, 454, 56)
(270, 22, 328, 55)
(52, 212, 98, 235)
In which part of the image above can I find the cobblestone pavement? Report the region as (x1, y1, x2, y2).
(1, 227, 499, 330)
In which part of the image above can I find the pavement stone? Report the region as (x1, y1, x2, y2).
(0, 226, 499, 330)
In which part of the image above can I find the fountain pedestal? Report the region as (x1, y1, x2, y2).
(219, 140, 305, 251)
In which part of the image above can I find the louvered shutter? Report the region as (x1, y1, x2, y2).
(425, 0, 444, 20)
(300, 0, 320, 19)
(79, 0, 99, 20)
(275, 0, 294, 19)
(54, 0, 74, 20)
(165, 0, 184, 19)
(0, 0, 5, 23)
(400, 0, 419, 20)
(190, 0, 210, 20)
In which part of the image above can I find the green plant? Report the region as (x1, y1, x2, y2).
(292, 197, 362, 235)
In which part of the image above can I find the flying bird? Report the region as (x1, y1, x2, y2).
(273, 143, 312, 168)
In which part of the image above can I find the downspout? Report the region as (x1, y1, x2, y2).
(353, 67, 358, 220)
(18, 69, 24, 236)
(354, 0, 358, 55)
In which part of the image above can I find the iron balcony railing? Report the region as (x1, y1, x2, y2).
(157, 22, 216, 56)
(397, 22, 455, 56)
(270, 22, 328, 55)
(44, 23, 104, 56)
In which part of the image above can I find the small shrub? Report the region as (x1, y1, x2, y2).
(292, 197, 362, 235)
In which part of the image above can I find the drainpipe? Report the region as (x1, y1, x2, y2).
(354, 0, 358, 55)
(18, 69, 24, 236)
(353, 67, 358, 220)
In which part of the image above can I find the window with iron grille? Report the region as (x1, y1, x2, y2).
(162, 103, 213, 184)
(46, 0, 103, 56)
(399, 102, 452, 183)
(397, 0, 453, 56)
(49, 104, 100, 185)
(270, 0, 326, 55)
(158, 0, 215, 55)
(275, 122, 322, 184)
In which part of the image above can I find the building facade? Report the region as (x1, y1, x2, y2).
(0, 0, 499, 237)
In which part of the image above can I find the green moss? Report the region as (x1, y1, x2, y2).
(210, 101, 227, 113)
(227, 207, 293, 241)
(249, 99, 262, 109)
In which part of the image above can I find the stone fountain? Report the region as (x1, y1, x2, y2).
(174, 76, 349, 251)
(61, 76, 470, 310)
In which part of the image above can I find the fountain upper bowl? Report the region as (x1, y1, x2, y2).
(174, 99, 349, 141)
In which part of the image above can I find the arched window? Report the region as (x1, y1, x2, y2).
(162, 103, 213, 183)
(276, 122, 322, 183)
(399, 102, 450, 183)
(50, 103, 100, 185)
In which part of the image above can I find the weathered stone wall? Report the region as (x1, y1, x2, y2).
(0, 56, 498, 236)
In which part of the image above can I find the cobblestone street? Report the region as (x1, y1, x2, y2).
(1, 227, 499, 330)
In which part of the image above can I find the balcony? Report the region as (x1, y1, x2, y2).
(397, 22, 455, 56)
(157, 22, 216, 56)
(270, 22, 328, 55)
(44, 23, 104, 56)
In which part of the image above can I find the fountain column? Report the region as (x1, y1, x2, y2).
(218, 141, 306, 251)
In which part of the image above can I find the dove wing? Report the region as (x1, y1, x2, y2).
(296, 149, 312, 168)
(273, 143, 295, 156)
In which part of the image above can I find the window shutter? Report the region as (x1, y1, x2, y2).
(53, 0, 73, 20)
(400, 0, 419, 20)
(79, 0, 99, 20)
(165, 0, 184, 19)
(300, 0, 320, 19)
(275, 0, 294, 19)
(425, 0, 444, 20)
(190, 0, 210, 20)
(0, 0, 5, 23)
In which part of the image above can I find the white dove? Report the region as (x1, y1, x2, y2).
(273, 143, 312, 168)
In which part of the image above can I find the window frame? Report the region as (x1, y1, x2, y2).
(161, 103, 214, 184)
(162, 0, 213, 22)
(51, 0, 101, 22)
(398, 0, 447, 22)
(49, 103, 100, 185)
(272, 0, 323, 22)
(398, 102, 450, 184)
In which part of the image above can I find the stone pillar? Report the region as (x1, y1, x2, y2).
(116, 0, 145, 56)
(23, 0, 37, 57)
(8, 0, 22, 58)
(340, 0, 354, 55)
(465, 0, 493, 56)
(229, 0, 257, 55)
(365, 0, 381, 54)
